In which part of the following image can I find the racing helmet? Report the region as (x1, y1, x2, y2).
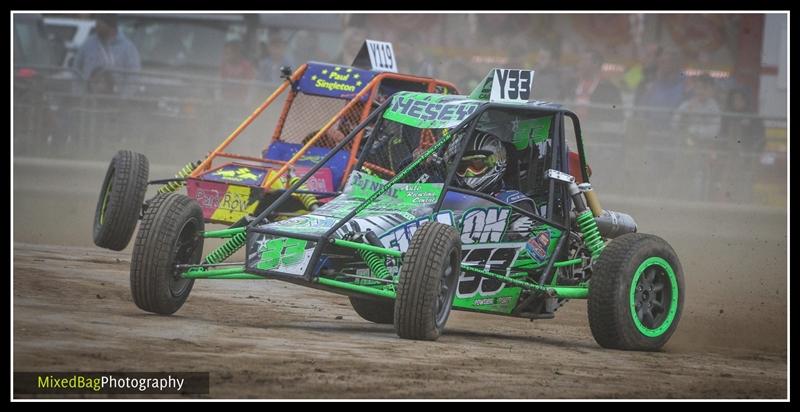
(455, 131, 507, 193)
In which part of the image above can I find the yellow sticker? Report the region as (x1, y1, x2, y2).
(210, 185, 259, 223)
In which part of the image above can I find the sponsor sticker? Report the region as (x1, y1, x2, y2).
(254, 237, 315, 276)
(205, 165, 266, 185)
(297, 62, 376, 100)
(383, 92, 482, 129)
(525, 230, 551, 262)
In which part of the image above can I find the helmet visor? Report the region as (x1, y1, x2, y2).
(457, 153, 493, 178)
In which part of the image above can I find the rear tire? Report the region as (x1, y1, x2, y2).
(130, 193, 204, 315)
(394, 222, 461, 341)
(349, 296, 394, 324)
(93, 150, 149, 251)
(588, 233, 684, 351)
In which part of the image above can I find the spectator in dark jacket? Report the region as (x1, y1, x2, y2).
(73, 14, 140, 95)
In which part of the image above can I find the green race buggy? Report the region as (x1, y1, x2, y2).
(131, 69, 684, 350)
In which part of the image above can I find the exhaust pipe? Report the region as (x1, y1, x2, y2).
(547, 170, 639, 240)
(577, 183, 637, 238)
(595, 209, 638, 238)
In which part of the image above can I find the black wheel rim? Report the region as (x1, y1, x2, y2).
(170, 217, 200, 296)
(633, 265, 671, 329)
(434, 248, 460, 327)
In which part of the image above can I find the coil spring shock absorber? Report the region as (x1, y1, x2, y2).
(204, 231, 247, 265)
(557, 174, 605, 259)
(576, 210, 604, 258)
(356, 230, 391, 280)
(158, 160, 202, 194)
(359, 249, 391, 279)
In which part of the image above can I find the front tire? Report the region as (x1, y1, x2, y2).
(130, 193, 204, 315)
(588, 233, 684, 351)
(394, 222, 461, 341)
(93, 150, 149, 251)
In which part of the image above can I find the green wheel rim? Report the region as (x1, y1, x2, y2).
(99, 171, 113, 225)
(629, 257, 679, 337)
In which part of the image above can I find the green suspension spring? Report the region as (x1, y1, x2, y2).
(158, 160, 202, 194)
(204, 231, 247, 265)
(359, 249, 391, 279)
(576, 210, 605, 258)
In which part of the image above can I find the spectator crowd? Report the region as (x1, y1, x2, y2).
(68, 14, 767, 158)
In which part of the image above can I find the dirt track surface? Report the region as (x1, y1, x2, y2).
(14, 242, 786, 399)
(13, 158, 788, 399)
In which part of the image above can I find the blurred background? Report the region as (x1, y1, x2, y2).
(14, 12, 787, 207)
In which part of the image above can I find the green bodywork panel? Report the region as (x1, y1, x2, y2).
(256, 238, 309, 271)
(453, 225, 562, 315)
(512, 117, 552, 149)
(346, 171, 441, 206)
(453, 285, 523, 314)
(383, 92, 483, 129)
(263, 171, 443, 237)
(468, 69, 494, 101)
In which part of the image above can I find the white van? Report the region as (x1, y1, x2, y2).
(42, 17, 95, 67)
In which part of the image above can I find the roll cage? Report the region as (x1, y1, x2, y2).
(243, 95, 590, 287)
(186, 63, 459, 192)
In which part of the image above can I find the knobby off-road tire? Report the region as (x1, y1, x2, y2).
(93, 150, 149, 251)
(588, 233, 684, 351)
(349, 296, 395, 324)
(394, 222, 462, 341)
(130, 193, 204, 315)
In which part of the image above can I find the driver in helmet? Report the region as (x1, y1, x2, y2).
(455, 130, 537, 213)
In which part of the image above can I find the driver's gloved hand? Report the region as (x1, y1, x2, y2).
(370, 133, 392, 155)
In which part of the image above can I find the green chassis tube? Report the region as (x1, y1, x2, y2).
(182, 234, 588, 301)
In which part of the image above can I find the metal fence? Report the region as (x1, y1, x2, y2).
(13, 65, 284, 163)
(13, 65, 787, 207)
